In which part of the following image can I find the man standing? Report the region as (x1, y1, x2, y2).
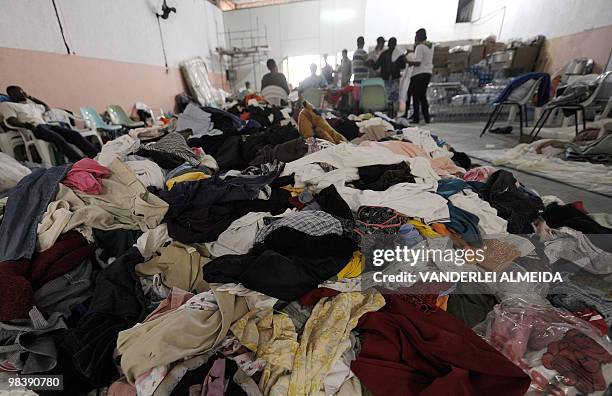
(352, 37, 369, 84)
(261, 59, 290, 94)
(321, 54, 333, 85)
(340, 49, 352, 87)
(371, 37, 406, 114)
(1, 85, 99, 162)
(407, 28, 434, 124)
(368, 36, 386, 78)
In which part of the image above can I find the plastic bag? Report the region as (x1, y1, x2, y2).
(474, 297, 612, 395)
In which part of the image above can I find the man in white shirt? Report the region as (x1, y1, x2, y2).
(406, 29, 434, 124)
(1, 86, 99, 162)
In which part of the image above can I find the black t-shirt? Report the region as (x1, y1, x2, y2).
(261, 72, 290, 94)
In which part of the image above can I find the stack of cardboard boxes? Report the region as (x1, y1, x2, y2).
(433, 46, 449, 76)
(432, 40, 507, 76)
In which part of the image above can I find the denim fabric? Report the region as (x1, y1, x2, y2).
(0, 164, 71, 261)
(34, 259, 93, 317)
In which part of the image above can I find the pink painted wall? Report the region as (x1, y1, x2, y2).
(539, 24, 612, 74)
(0, 47, 224, 115)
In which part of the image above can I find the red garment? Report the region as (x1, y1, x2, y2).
(30, 231, 95, 289)
(542, 329, 612, 394)
(571, 201, 588, 214)
(0, 260, 33, 322)
(351, 294, 531, 396)
(63, 158, 111, 195)
(0, 231, 94, 321)
(298, 288, 340, 306)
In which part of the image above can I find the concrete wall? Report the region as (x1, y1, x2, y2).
(0, 0, 226, 113)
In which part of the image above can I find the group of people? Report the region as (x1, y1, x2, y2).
(258, 28, 434, 123)
(0, 86, 100, 162)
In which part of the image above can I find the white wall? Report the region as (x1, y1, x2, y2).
(0, 0, 225, 70)
(364, 0, 612, 45)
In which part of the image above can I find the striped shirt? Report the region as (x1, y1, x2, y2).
(352, 48, 369, 82)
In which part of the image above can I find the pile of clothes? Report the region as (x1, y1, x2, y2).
(0, 100, 610, 396)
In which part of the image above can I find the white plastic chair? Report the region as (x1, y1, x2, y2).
(261, 85, 289, 106)
(46, 108, 104, 148)
(0, 126, 25, 159)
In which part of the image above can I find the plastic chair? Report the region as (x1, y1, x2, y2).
(528, 71, 612, 141)
(81, 107, 122, 132)
(0, 126, 25, 159)
(107, 105, 144, 128)
(43, 108, 103, 149)
(360, 78, 388, 113)
(261, 86, 289, 106)
(480, 77, 542, 138)
(302, 88, 324, 109)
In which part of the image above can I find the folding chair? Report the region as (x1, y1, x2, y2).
(528, 71, 612, 142)
(360, 78, 388, 113)
(107, 104, 145, 128)
(480, 77, 542, 138)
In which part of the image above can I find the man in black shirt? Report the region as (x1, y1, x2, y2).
(261, 59, 290, 94)
(371, 37, 406, 114)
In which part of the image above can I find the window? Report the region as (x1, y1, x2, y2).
(282, 55, 324, 89)
(456, 0, 474, 23)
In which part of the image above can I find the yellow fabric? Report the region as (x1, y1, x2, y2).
(281, 186, 304, 197)
(166, 172, 209, 190)
(284, 291, 385, 396)
(337, 251, 364, 279)
(297, 101, 347, 144)
(408, 219, 442, 238)
(232, 292, 384, 396)
(231, 308, 299, 395)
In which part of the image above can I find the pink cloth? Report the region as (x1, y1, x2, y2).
(360, 140, 465, 176)
(108, 378, 136, 396)
(463, 166, 497, 182)
(62, 158, 111, 195)
(144, 287, 194, 322)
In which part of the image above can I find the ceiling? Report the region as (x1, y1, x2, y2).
(213, 0, 309, 11)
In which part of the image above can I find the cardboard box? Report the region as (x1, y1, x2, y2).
(469, 44, 485, 65)
(485, 42, 506, 56)
(448, 52, 469, 72)
(511, 45, 540, 72)
(433, 46, 449, 67)
(432, 67, 449, 77)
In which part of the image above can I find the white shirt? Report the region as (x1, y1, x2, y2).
(0, 101, 46, 126)
(412, 43, 433, 76)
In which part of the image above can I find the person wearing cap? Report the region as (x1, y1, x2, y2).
(368, 36, 386, 78)
(406, 28, 433, 124)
